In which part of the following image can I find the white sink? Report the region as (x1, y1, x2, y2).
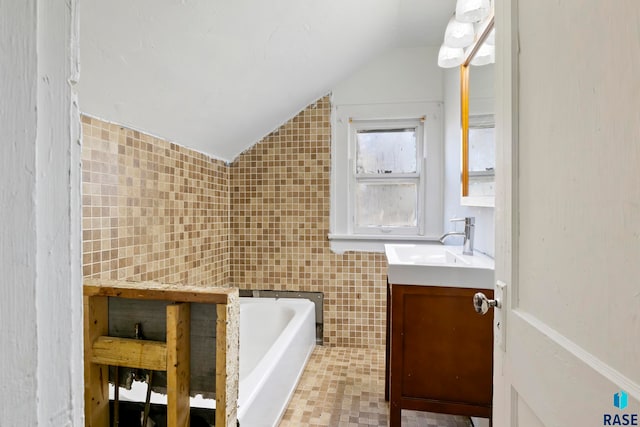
(384, 244, 494, 289)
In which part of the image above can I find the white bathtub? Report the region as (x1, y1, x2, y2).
(108, 297, 316, 426)
(237, 297, 316, 426)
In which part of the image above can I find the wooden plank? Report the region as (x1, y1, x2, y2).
(215, 304, 228, 427)
(91, 336, 167, 371)
(84, 278, 233, 304)
(84, 295, 109, 427)
(167, 302, 190, 427)
(216, 297, 239, 427)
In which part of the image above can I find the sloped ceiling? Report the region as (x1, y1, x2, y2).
(79, 0, 454, 162)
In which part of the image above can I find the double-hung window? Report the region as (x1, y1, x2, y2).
(350, 120, 424, 235)
(329, 102, 443, 253)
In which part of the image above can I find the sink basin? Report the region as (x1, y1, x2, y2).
(385, 244, 472, 266)
(384, 244, 494, 289)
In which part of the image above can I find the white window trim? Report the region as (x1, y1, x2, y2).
(329, 101, 444, 254)
(350, 118, 424, 236)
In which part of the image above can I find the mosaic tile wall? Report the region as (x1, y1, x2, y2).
(81, 116, 230, 286)
(230, 96, 388, 348)
(82, 95, 389, 348)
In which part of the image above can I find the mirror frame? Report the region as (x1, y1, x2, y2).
(460, 13, 495, 207)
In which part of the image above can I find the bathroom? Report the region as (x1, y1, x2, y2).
(4, 0, 639, 426)
(79, 0, 495, 425)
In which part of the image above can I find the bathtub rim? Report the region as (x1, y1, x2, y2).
(237, 297, 316, 426)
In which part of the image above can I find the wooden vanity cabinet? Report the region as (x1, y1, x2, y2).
(386, 282, 493, 426)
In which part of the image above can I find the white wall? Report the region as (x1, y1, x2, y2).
(0, 1, 82, 425)
(443, 67, 495, 256)
(332, 46, 443, 105)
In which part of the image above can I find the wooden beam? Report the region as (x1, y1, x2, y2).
(216, 299, 239, 427)
(91, 336, 167, 371)
(84, 278, 233, 305)
(216, 303, 228, 427)
(84, 295, 109, 427)
(167, 303, 190, 427)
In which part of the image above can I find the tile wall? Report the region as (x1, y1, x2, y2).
(82, 95, 389, 348)
(230, 96, 388, 348)
(81, 116, 230, 286)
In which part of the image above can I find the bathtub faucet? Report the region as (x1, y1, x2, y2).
(439, 217, 475, 255)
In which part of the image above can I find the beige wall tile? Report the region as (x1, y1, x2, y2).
(81, 116, 230, 286)
(230, 97, 387, 347)
(82, 95, 389, 348)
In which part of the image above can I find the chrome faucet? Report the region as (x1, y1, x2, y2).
(439, 217, 475, 255)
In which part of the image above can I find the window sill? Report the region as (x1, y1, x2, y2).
(327, 233, 441, 254)
(460, 195, 494, 207)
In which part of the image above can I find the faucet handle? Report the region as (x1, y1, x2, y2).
(450, 216, 475, 225)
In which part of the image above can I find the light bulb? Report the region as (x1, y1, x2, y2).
(455, 0, 491, 23)
(438, 44, 464, 68)
(470, 43, 495, 66)
(444, 16, 475, 48)
(485, 28, 495, 46)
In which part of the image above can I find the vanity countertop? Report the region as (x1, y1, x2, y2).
(384, 244, 494, 289)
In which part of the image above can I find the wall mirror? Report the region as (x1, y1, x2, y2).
(461, 15, 495, 207)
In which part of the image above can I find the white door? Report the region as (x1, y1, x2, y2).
(492, 1, 640, 426)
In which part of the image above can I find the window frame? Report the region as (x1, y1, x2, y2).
(329, 102, 444, 253)
(349, 119, 425, 236)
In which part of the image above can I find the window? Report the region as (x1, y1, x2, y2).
(351, 122, 423, 235)
(329, 102, 443, 253)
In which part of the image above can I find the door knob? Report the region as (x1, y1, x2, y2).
(473, 292, 500, 315)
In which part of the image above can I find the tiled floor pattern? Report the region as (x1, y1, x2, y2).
(280, 346, 473, 427)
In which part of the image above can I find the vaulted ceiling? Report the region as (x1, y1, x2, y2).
(79, 0, 454, 161)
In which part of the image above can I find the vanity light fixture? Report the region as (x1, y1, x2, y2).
(438, 1, 494, 69)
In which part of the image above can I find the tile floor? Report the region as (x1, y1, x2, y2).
(280, 346, 473, 427)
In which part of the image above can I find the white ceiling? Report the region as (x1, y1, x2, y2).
(79, 0, 454, 162)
